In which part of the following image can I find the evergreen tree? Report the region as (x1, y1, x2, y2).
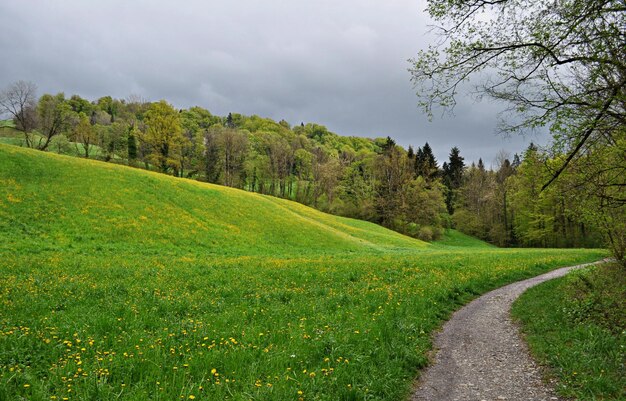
(407, 145, 415, 160)
(127, 125, 138, 161)
(225, 112, 235, 129)
(414, 142, 438, 181)
(442, 146, 465, 214)
(511, 153, 521, 169)
(381, 136, 396, 154)
(414, 147, 424, 176)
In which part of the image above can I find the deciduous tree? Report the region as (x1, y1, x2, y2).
(142, 100, 184, 174)
(0, 81, 38, 147)
(410, 0, 625, 260)
(71, 112, 97, 158)
(37, 93, 73, 151)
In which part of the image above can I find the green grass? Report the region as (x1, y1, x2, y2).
(0, 122, 19, 144)
(512, 263, 625, 400)
(0, 120, 16, 129)
(432, 229, 495, 248)
(0, 136, 25, 146)
(0, 128, 118, 160)
(0, 144, 607, 401)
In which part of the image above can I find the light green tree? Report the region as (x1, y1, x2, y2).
(37, 93, 73, 151)
(411, 0, 625, 260)
(142, 100, 184, 174)
(71, 112, 97, 158)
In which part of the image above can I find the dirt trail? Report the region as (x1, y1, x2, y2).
(412, 262, 600, 401)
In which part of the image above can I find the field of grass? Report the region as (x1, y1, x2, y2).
(432, 229, 495, 248)
(512, 263, 625, 400)
(0, 144, 606, 401)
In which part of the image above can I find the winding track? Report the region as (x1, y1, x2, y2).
(412, 261, 601, 401)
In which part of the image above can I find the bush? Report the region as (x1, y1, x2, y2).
(417, 226, 433, 241)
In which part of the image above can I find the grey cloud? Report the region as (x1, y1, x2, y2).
(0, 0, 546, 165)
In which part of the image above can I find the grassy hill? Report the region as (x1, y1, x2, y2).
(0, 145, 425, 257)
(0, 144, 606, 401)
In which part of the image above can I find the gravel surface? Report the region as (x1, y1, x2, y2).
(411, 262, 600, 401)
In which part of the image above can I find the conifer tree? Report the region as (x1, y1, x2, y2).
(127, 125, 138, 162)
(442, 146, 465, 214)
(414, 142, 438, 181)
(225, 112, 235, 129)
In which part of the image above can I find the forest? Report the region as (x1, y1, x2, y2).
(0, 81, 610, 249)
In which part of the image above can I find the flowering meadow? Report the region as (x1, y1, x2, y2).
(0, 145, 605, 400)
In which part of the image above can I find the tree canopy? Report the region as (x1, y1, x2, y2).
(410, 0, 624, 182)
(410, 0, 625, 261)
(0, 81, 612, 253)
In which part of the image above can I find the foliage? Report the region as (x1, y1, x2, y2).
(413, 142, 438, 181)
(141, 100, 185, 174)
(410, 0, 625, 259)
(0, 145, 606, 401)
(442, 146, 464, 214)
(69, 113, 97, 158)
(0, 81, 611, 247)
(452, 145, 604, 249)
(410, 0, 624, 151)
(36, 93, 73, 151)
(558, 129, 626, 263)
(513, 263, 625, 400)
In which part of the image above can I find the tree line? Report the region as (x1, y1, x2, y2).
(0, 81, 610, 250)
(408, 0, 624, 262)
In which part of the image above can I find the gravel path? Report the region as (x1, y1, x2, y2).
(412, 261, 600, 401)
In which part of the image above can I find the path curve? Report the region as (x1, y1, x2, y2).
(412, 261, 601, 401)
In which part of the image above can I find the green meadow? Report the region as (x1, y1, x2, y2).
(0, 144, 606, 401)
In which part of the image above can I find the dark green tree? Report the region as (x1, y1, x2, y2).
(127, 124, 138, 161)
(442, 146, 465, 214)
(414, 142, 438, 181)
(511, 153, 521, 169)
(381, 136, 396, 154)
(225, 112, 235, 129)
(68, 95, 93, 115)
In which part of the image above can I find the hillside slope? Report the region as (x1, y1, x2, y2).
(433, 229, 495, 248)
(0, 144, 426, 257)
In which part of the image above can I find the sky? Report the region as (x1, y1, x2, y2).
(0, 0, 547, 165)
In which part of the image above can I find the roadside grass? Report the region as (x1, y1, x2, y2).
(512, 263, 625, 400)
(0, 144, 608, 400)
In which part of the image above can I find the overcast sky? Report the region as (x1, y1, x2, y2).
(0, 0, 546, 165)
